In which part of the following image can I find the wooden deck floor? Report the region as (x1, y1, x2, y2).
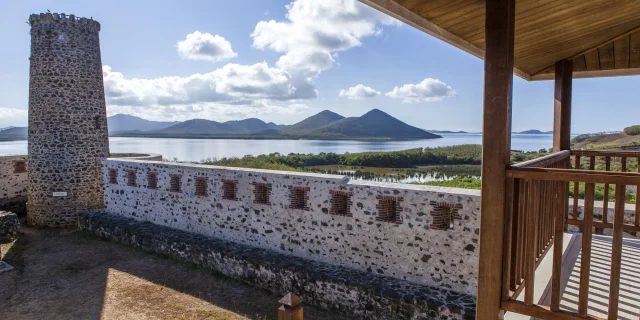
(506, 233, 640, 320)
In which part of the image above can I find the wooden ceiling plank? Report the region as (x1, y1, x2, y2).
(573, 56, 588, 72)
(516, 0, 596, 30)
(567, 24, 640, 60)
(444, 11, 485, 32)
(614, 35, 630, 69)
(518, 23, 640, 63)
(516, 20, 640, 72)
(428, 0, 480, 20)
(598, 42, 615, 70)
(515, 0, 574, 21)
(584, 50, 600, 71)
(438, 3, 485, 29)
(515, 5, 639, 45)
(413, 0, 472, 20)
(627, 31, 640, 68)
(464, 0, 603, 47)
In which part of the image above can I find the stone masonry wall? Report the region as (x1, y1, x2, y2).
(80, 211, 476, 320)
(0, 156, 28, 215)
(27, 13, 110, 227)
(102, 159, 481, 296)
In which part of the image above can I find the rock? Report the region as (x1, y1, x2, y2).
(0, 211, 20, 244)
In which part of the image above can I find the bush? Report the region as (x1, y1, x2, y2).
(623, 125, 640, 136)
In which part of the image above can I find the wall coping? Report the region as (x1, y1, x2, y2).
(105, 158, 482, 195)
(109, 153, 163, 161)
(0, 155, 28, 161)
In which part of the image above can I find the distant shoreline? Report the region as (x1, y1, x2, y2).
(108, 133, 441, 141)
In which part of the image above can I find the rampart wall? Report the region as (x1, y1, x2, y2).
(102, 158, 482, 295)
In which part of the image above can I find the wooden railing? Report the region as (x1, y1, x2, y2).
(569, 150, 640, 233)
(500, 150, 640, 319)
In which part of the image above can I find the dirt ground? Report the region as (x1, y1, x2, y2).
(0, 226, 348, 320)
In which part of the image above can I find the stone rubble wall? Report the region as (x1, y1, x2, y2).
(0, 156, 28, 216)
(102, 159, 481, 296)
(80, 210, 476, 320)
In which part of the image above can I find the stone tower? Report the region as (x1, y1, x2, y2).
(27, 13, 110, 227)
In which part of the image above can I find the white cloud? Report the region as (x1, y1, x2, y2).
(0, 108, 28, 128)
(102, 64, 310, 121)
(386, 78, 456, 103)
(338, 84, 380, 99)
(177, 31, 237, 62)
(251, 0, 398, 75)
(103, 63, 315, 107)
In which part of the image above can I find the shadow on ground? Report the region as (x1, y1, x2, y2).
(0, 226, 348, 320)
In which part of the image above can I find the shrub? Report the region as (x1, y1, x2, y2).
(623, 125, 640, 136)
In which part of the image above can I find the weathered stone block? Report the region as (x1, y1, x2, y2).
(0, 211, 20, 244)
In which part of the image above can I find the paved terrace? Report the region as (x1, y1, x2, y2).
(0, 226, 347, 320)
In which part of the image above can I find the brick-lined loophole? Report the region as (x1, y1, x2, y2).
(147, 172, 158, 189)
(288, 186, 310, 210)
(127, 170, 136, 187)
(222, 180, 238, 200)
(375, 196, 403, 224)
(253, 183, 272, 205)
(329, 190, 353, 216)
(169, 175, 182, 193)
(430, 202, 463, 231)
(108, 169, 117, 184)
(195, 177, 208, 197)
(13, 161, 27, 173)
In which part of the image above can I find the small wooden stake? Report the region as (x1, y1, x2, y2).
(278, 293, 303, 320)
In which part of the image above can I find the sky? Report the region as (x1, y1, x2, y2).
(1, 0, 639, 133)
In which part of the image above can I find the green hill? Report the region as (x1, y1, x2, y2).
(572, 125, 640, 149)
(0, 127, 28, 140)
(108, 114, 179, 132)
(307, 109, 440, 139)
(279, 110, 345, 135)
(157, 118, 280, 135)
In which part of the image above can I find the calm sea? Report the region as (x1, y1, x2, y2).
(0, 133, 554, 162)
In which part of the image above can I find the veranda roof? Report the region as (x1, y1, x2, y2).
(359, 0, 640, 80)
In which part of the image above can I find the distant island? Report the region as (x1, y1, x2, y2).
(0, 109, 443, 141)
(515, 129, 553, 134)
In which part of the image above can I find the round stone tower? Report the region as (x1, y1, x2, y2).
(27, 13, 110, 227)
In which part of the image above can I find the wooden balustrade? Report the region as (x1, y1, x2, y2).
(569, 150, 640, 233)
(501, 150, 640, 319)
(503, 151, 570, 303)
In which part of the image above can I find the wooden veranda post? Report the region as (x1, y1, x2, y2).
(553, 60, 573, 152)
(477, 0, 515, 319)
(550, 59, 572, 311)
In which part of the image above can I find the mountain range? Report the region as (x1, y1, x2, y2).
(0, 109, 444, 140)
(111, 109, 440, 139)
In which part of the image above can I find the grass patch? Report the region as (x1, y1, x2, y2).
(416, 178, 482, 189)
